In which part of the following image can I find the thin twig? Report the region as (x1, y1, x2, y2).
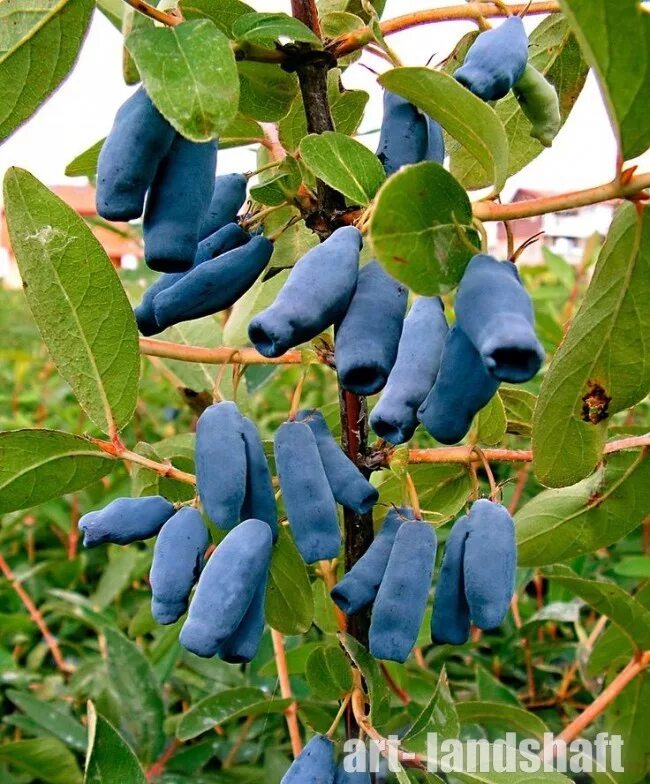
(222, 716, 255, 769)
(122, 0, 181, 27)
(140, 338, 304, 366)
(271, 629, 303, 758)
(146, 739, 181, 781)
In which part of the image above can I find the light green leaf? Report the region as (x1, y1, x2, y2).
(517, 450, 650, 566)
(449, 16, 589, 189)
(64, 138, 105, 179)
(127, 20, 239, 141)
(476, 394, 507, 446)
(0, 0, 93, 143)
(0, 430, 114, 514)
(499, 386, 536, 437)
(299, 131, 385, 205)
(131, 437, 196, 503)
(338, 632, 391, 730)
(220, 113, 265, 148)
(403, 668, 459, 756)
(369, 161, 479, 295)
(238, 61, 298, 122)
(456, 702, 548, 742)
(305, 645, 353, 700)
(264, 207, 320, 269)
(0, 737, 81, 784)
(589, 585, 650, 677)
(104, 627, 165, 765)
(3, 169, 140, 434)
(232, 12, 322, 48)
(6, 690, 86, 752)
(180, 0, 254, 37)
(533, 203, 650, 487)
(455, 763, 572, 784)
(379, 67, 509, 193)
(266, 527, 314, 635)
(312, 579, 339, 634)
(224, 270, 290, 346)
(559, 0, 650, 160)
(91, 547, 140, 609)
(544, 565, 650, 651)
(84, 703, 147, 784)
(177, 687, 291, 741)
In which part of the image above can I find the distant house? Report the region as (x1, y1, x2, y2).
(490, 188, 617, 264)
(0, 185, 142, 289)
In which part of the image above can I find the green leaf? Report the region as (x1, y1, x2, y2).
(0, 737, 81, 784)
(177, 687, 291, 741)
(305, 645, 353, 700)
(516, 450, 650, 566)
(91, 547, 140, 609)
(338, 632, 391, 731)
(104, 627, 165, 765)
(456, 702, 548, 741)
(475, 395, 507, 446)
(403, 668, 459, 756)
(220, 113, 265, 148)
(0, 0, 94, 143)
(264, 207, 320, 268)
(299, 131, 385, 205)
(64, 138, 105, 179)
(604, 671, 650, 784)
(126, 20, 239, 141)
(533, 203, 650, 486)
(84, 703, 147, 784)
(0, 430, 114, 514)
(544, 565, 650, 650)
(131, 437, 195, 503)
(449, 16, 589, 189)
(369, 162, 479, 296)
(250, 158, 302, 206)
(6, 689, 87, 752)
(3, 169, 140, 434)
(232, 12, 322, 48)
(224, 269, 290, 346)
(455, 763, 572, 784)
(312, 579, 339, 634)
(266, 527, 314, 635)
(499, 386, 536, 437)
(476, 664, 521, 706)
(559, 0, 650, 160)
(380, 67, 509, 194)
(238, 61, 298, 122)
(180, 0, 254, 37)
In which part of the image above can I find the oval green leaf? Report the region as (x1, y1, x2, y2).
(305, 645, 353, 700)
(180, 0, 254, 37)
(3, 169, 140, 435)
(0, 429, 115, 514)
(84, 703, 147, 784)
(0, 0, 94, 143)
(299, 131, 386, 205)
(379, 67, 509, 194)
(126, 20, 239, 141)
(266, 527, 314, 635)
(232, 12, 322, 48)
(532, 203, 650, 487)
(369, 161, 479, 295)
(238, 60, 298, 122)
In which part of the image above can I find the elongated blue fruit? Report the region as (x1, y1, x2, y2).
(431, 515, 471, 645)
(249, 226, 361, 357)
(150, 507, 209, 625)
(152, 235, 273, 330)
(296, 409, 378, 514)
(195, 402, 246, 529)
(334, 764, 371, 783)
(179, 518, 273, 657)
(331, 507, 412, 615)
(217, 565, 268, 663)
(455, 254, 544, 382)
(455, 16, 529, 101)
(376, 91, 429, 175)
(281, 735, 336, 784)
(143, 135, 217, 272)
(335, 261, 408, 395)
(199, 173, 248, 240)
(464, 499, 516, 630)
(369, 519, 437, 663)
(417, 326, 500, 444)
(274, 421, 341, 564)
(96, 88, 176, 221)
(79, 496, 174, 548)
(370, 297, 448, 444)
(135, 223, 250, 336)
(241, 416, 278, 541)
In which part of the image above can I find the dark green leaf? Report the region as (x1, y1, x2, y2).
(476, 395, 507, 446)
(456, 702, 548, 741)
(0, 737, 81, 784)
(220, 113, 265, 148)
(305, 645, 353, 700)
(338, 632, 391, 730)
(403, 668, 459, 755)
(6, 689, 86, 752)
(232, 13, 322, 48)
(64, 138, 105, 178)
(604, 671, 650, 784)
(238, 61, 298, 122)
(0, 430, 114, 514)
(84, 703, 147, 784)
(266, 527, 314, 635)
(181, 0, 254, 37)
(369, 162, 479, 295)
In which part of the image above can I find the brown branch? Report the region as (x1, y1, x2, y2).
(140, 338, 304, 366)
(91, 439, 197, 485)
(122, 0, 181, 27)
(554, 651, 650, 746)
(0, 552, 72, 675)
(146, 739, 181, 782)
(271, 629, 302, 758)
(473, 172, 650, 222)
(328, 2, 560, 58)
(291, 0, 322, 38)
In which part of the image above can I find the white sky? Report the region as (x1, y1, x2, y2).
(1, 0, 648, 201)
